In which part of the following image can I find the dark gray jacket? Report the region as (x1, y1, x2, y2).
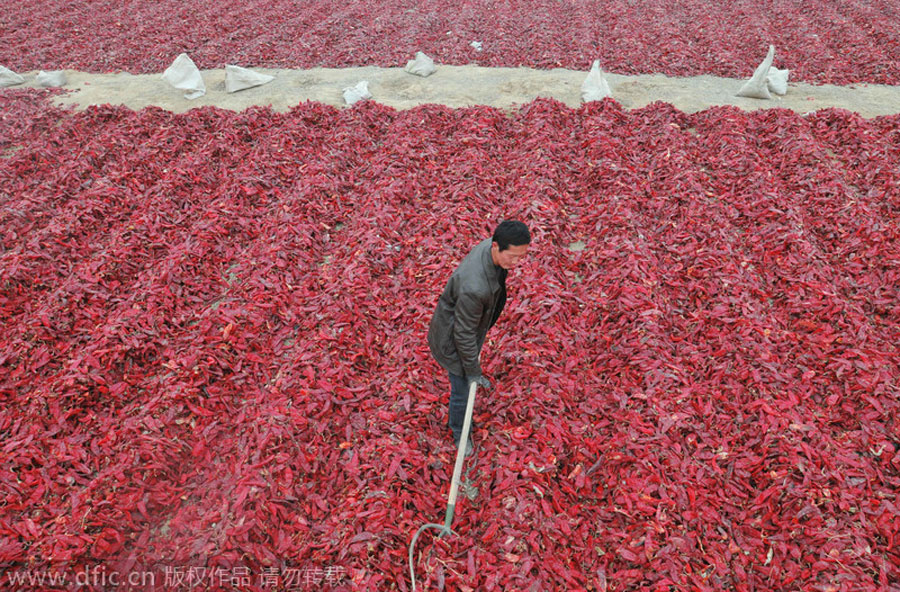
(428, 239, 506, 377)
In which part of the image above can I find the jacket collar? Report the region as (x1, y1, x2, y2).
(479, 238, 503, 292)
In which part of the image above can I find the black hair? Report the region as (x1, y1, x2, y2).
(492, 220, 531, 251)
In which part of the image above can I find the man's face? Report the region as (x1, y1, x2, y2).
(491, 242, 529, 270)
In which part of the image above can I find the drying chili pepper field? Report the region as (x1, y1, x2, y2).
(1, 87, 898, 590)
(1, 0, 900, 85)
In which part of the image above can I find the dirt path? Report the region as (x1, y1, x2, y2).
(12, 65, 900, 117)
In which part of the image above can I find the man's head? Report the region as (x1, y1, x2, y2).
(491, 220, 530, 270)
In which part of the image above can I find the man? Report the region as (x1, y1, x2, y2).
(427, 220, 531, 455)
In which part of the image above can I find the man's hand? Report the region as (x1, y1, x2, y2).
(469, 375, 492, 390)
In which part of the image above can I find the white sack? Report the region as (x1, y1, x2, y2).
(766, 66, 790, 96)
(736, 45, 775, 100)
(0, 65, 25, 88)
(224, 65, 274, 93)
(470, 41, 483, 52)
(161, 53, 206, 100)
(581, 60, 611, 102)
(404, 52, 436, 77)
(343, 81, 372, 105)
(36, 70, 67, 88)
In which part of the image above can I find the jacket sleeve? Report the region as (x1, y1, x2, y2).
(452, 291, 484, 378)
